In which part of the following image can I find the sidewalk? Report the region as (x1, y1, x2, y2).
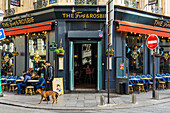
(0, 89, 170, 110)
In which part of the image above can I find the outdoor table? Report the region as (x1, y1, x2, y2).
(141, 78, 151, 80)
(6, 79, 16, 81)
(155, 77, 162, 79)
(163, 76, 170, 78)
(27, 80, 39, 83)
(1, 78, 6, 80)
(129, 78, 140, 80)
(16, 80, 23, 82)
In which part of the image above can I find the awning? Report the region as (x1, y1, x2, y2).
(117, 20, 170, 37)
(4, 21, 53, 36)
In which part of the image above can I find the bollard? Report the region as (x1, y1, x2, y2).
(155, 89, 159, 100)
(132, 93, 136, 104)
(100, 96, 104, 105)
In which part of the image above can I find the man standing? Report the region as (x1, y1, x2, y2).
(44, 61, 54, 101)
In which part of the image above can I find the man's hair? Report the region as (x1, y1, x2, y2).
(45, 61, 50, 64)
(23, 71, 26, 73)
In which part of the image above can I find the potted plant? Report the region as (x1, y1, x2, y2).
(13, 51, 19, 56)
(55, 47, 65, 55)
(105, 48, 114, 56)
(155, 53, 162, 57)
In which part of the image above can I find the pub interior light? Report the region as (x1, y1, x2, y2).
(96, 7, 100, 13)
(71, 7, 75, 13)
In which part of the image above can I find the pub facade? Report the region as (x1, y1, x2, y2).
(1, 5, 169, 93)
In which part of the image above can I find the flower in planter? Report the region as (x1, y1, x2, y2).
(105, 48, 114, 54)
(54, 47, 65, 54)
(12, 51, 19, 56)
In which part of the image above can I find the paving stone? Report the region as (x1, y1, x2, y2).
(84, 103, 97, 107)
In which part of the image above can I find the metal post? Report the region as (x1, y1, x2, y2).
(107, 0, 110, 104)
(152, 52, 156, 99)
(15, 47, 16, 76)
(0, 49, 3, 97)
(0, 10, 4, 97)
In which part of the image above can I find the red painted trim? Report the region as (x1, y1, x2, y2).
(117, 20, 170, 37)
(4, 21, 53, 36)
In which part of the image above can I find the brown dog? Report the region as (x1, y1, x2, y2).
(36, 89, 61, 104)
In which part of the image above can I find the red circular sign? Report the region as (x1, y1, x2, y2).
(146, 34, 159, 49)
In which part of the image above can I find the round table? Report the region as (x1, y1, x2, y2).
(6, 79, 16, 81)
(141, 78, 151, 80)
(27, 80, 39, 83)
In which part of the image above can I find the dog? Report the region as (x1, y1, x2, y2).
(36, 89, 61, 104)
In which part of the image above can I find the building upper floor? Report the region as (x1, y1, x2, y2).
(0, 0, 170, 17)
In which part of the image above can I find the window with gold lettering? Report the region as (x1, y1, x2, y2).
(75, 0, 97, 5)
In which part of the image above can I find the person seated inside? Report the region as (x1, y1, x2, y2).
(31, 72, 39, 80)
(15, 71, 32, 95)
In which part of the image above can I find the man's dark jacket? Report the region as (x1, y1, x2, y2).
(44, 65, 54, 91)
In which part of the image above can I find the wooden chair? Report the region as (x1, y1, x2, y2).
(129, 85, 133, 94)
(25, 86, 35, 96)
(136, 84, 145, 93)
(9, 84, 17, 93)
(2, 83, 7, 91)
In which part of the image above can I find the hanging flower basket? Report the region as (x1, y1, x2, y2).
(13, 51, 19, 56)
(57, 53, 65, 56)
(105, 48, 114, 57)
(155, 54, 162, 57)
(54, 48, 65, 56)
(106, 53, 114, 56)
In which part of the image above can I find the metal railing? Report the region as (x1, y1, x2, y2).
(151, 5, 162, 14)
(33, 0, 48, 10)
(5, 8, 15, 16)
(125, 0, 139, 9)
(75, 0, 97, 5)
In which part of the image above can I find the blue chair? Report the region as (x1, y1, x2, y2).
(156, 74, 166, 90)
(146, 74, 153, 90)
(129, 80, 134, 93)
(34, 77, 45, 90)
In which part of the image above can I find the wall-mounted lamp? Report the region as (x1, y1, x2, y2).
(96, 7, 100, 13)
(26, 13, 31, 17)
(158, 16, 163, 20)
(72, 7, 75, 13)
(16, 16, 21, 19)
(74, 55, 78, 58)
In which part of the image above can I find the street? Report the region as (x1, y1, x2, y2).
(1, 100, 170, 113)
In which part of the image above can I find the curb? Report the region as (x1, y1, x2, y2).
(1, 98, 170, 111)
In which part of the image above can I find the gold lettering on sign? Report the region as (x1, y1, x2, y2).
(1, 17, 34, 28)
(62, 12, 106, 19)
(154, 20, 170, 28)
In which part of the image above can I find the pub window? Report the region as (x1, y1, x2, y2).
(159, 38, 170, 74)
(27, 31, 47, 76)
(75, 0, 97, 5)
(1, 36, 15, 76)
(126, 33, 144, 75)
